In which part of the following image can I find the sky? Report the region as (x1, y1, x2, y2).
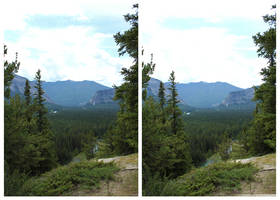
(2, 0, 137, 87)
(141, 0, 276, 89)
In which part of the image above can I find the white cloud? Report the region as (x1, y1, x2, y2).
(3, 0, 137, 87)
(1, 0, 138, 30)
(5, 26, 132, 87)
(141, 0, 275, 88)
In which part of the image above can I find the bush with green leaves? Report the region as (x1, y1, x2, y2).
(161, 162, 258, 196)
(22, 161, 119, 196)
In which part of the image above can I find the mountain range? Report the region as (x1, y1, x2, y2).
(10, 75, 110, 107)
(147, 78, 254, 108)
(10, 75, 256, 109)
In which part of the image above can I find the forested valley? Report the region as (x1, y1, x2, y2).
(142, 5, 276, 196)
(4, 4, 138, 196)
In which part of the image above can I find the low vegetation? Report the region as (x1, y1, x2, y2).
(21, 161, 119, 196)
(161, 162, 258, 196)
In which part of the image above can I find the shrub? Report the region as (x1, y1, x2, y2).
(161, 162, 258, 196)
(22, 161, 119, 196)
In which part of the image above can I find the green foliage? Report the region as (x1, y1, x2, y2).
(114, 4, 138, 60)
(143, 96, 192, 195)
(4, 45, 20, 99)
(158, 81, 166, 123)
(34, 69, 48, 133)
(142, 66, 253, 195)
(4, 164, 30, 196)
(4, 48, 59, 194)
(24, 80, 31, 105)
(167, 71, 183, 135)
(229, 142, 252, 160)
(24, 79, 34, 133)
(142, 172, 169, 196)
(21, 161, 119, 196)
(81, 132, 97, 160)
(161, 162, 258, 196)
(105, 4, 138, 155)
(49, 108, 117, 164)
(142, 52, 155, 100)
(242, 5, 276, 155)
(217, 133, 231, 161)
(185, 110, 252, 166)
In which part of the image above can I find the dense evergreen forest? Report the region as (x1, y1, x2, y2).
(4, 4, 138, 196)
(142, 5, 276, 196)
(49, 108, 118, 164)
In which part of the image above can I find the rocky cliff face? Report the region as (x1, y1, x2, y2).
(222, 87, 255, 106)
(89, 88, 115, 105)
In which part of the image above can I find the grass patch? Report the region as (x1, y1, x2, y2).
(161, 162, 258, 196)
(21, 161, 119, 196)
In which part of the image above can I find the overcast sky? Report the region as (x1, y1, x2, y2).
(2, 0, 137, 87)
(141, 0, 276, 89)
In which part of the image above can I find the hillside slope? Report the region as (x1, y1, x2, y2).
(160, 153, 275, 196)
(21, 153, 137, 196)
(231, 153, 276, 196)
(70, 153, 138, 196)
(213, 153, 276, 196)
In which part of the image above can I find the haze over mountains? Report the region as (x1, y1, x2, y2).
(11, 75, 110, 107)
(147, 78, 255, 108)
(10, 75, 255, 109)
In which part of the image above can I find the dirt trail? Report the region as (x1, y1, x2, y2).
(228, 153, 276, 196)
(70, 153, 138, 196)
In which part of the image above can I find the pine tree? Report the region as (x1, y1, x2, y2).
(167, 71, 183, 135)
(158, 81, 165, 110)
(158, 81, 166, 123)
(108, 4, 138, 155)
(4, 45, 20, 99)
(34, 69, 48, 133)
(24, 79, 33, 131)
(24, 80, 31, 106)
(33, 69, 57, 172)
(246, 5, 276, 154)
(143, 69, 192, 195)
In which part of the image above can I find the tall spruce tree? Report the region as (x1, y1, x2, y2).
(33, 69, 57, 173)
(167, 71, 183, 135)
(24, 80, 31, 106)
(108, 4, 138, 155)
(34, 69, 48, 133)
(24, 79, 33, 132)
(158, 81, 166, 110)
(158, 81, 166, 123)
(246, 5, 276, 154)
